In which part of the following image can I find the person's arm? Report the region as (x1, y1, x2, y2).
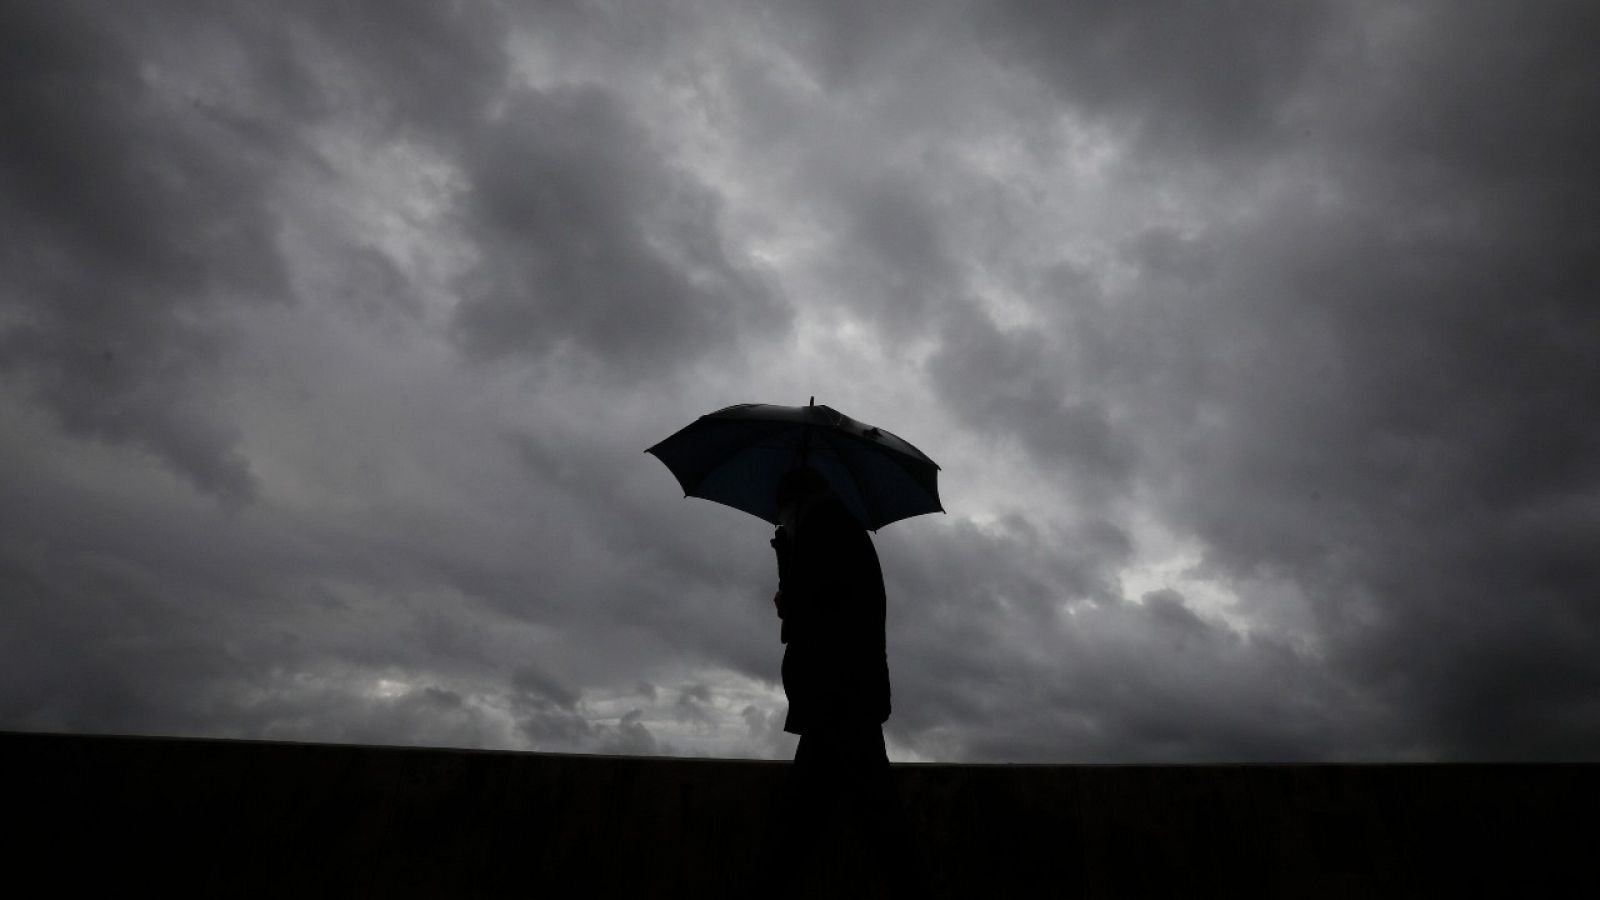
(770, 525, 793, 642)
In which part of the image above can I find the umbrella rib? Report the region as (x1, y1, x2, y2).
(833, 427, 940, 470)
(676, 421, 797, 496)
(840, 437, 944, 519)
(861, 434, 941, 497)
(834, 432, 936, 488)
(818, 432, 878, 529)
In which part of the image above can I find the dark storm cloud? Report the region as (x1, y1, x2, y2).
(1168, 3, 1600, 757)
(918, 0, 1600, 758)
(602, 710, 662, 755)
(874, 518, 1365, 762)
(828, 172, 961, 335)
(0, 462, 294, 735)
(954, 591, 1361, 763)
(928, 300, 1136, 493)
(0, 2, 289, 502)
(512, 662, 581, 711)
(3, 0, 1597, 764)
(452, 84, 786, 377)
(975, 0, 1340, 157)
(499, 425, 785, 678)
(0, 0, 753, 748)
(0, 0, 511, 502)
(295, 0, 509, 136)
(510, 664, 594, 748)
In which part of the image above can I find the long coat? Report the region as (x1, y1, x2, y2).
(771, 495, 891, 734)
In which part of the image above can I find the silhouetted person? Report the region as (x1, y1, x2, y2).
(768, 467, 915, 897)
(772, 467, 890, 747)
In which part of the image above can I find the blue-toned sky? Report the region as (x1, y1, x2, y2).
(3, 1, 1597, 761)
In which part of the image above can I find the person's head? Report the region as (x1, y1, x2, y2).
(777, 466, 829, 516)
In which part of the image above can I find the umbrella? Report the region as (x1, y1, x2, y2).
(645, 399, 943, 531)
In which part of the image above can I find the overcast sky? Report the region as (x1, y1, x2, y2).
(3, 0, 1597, 762)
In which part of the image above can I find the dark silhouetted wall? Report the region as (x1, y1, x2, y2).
(5, 732, 1590, 897)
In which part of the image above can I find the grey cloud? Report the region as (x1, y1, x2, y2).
(0, 547, 239, 735)
(928, 301, 1136, 494)
(1346, 2, 1600, 223)
(597, 710, 661, 756)
(452, 84, 787, 379)
(673, 684, 718, 731)
(0, 0, 786, 757)
(762, 0, 945, 94)
(953, 589, 1364, 763)
(0, 0, 512, 503)
(3, 0, 1597, 765)
(881, 550, 1364, 763)
(248, 680, 502, 750)
(498, 426, 783, 680)
(974, 0, 1340, 157)
(739, 703, 794, 758)
(295, 0, 509, 136)
(512, 663, 581, 711)
(830, 173, 960, 334)
(1121, 227, 1217, 284)
(892, 0, 1600, 760)
(513, 692, 593, 750)
(879, 516, 1133, 748)
(0, 2, 289, 502)
(1129, 8, 1598, 756)
(1171, 229, 1596, 758)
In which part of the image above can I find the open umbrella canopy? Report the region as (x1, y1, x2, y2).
(646, 401, 943, 530)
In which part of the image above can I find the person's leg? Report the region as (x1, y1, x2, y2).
(767, 731, 848, 898)
(845, 727, 928, 899)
